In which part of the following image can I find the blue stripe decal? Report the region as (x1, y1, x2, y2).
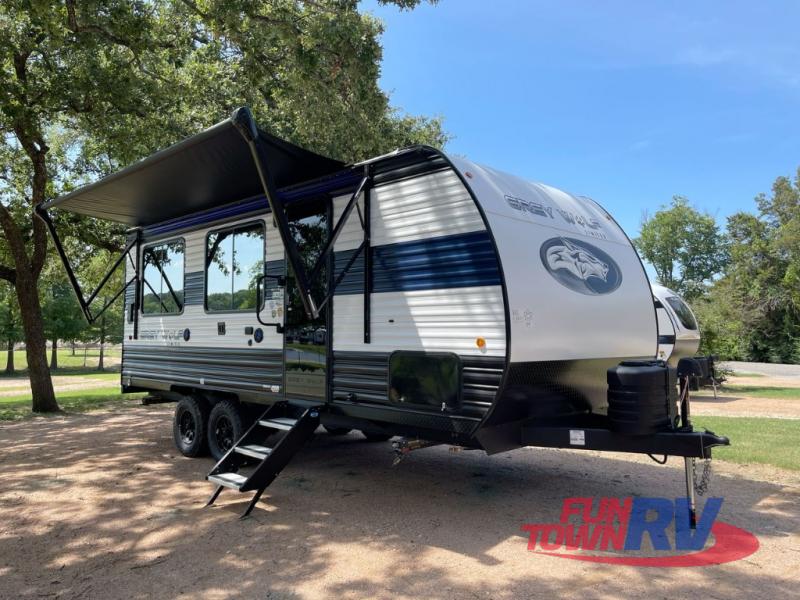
(333, 248, 366, 295)
(334, 230, 501, 295)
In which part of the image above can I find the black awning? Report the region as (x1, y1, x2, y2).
(42, 112, 344, 226)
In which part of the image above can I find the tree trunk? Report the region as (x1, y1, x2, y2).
(97, 315, 106, 371)
(5, 339, 13, 375)
(16, 274, 59, 412)
(50, 337, 58, 370)
(0, 97, 58, 413)
(71, 341, 76, 356)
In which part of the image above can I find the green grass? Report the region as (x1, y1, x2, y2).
(0, 386, 145, 420)
(693, 415, 800, 471)
(286, 342, 325, 355)
(0, 348, 121, 375)
(718, 384, 800, 399)
(728, 371, 766, 378)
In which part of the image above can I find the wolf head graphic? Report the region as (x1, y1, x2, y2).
(545, 238, 609, 282)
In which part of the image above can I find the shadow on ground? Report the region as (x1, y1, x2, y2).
(0, 406, 798, 599)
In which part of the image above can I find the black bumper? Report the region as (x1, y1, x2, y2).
(520, 425, 729, 459)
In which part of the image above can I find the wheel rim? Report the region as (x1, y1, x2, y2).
(214, 415, 235, 452)
(178, 410, 196, 446)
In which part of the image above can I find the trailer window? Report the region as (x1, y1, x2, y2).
(666, 296, 698, 330)
(206, 222, 265, 312)
(388, 352, 462, 410)
(141, 240, 185, 315)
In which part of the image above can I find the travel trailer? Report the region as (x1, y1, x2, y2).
(653, 283, 701, 364)
(652, 284, 721, 393)
(39, 108, 728, 520)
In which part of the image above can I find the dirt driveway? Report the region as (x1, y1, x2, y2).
(0, 404, 798, 600)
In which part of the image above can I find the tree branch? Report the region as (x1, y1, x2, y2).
(65, 0, 136, 49)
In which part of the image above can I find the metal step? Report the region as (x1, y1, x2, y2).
(208, 472, 247, 490)
(258, 417, 297, 431)
(235, 444, 272, 460)
(205, 405, 322, 518)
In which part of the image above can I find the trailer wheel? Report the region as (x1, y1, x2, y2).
(173, 396, 210, 457)
(208, 400, 245, 461)
(360, 430, 392, 442)
(323, 426, 352, 436)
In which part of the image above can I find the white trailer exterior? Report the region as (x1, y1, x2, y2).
(39, 108, 727, 516)
(652, 283, 701, 364)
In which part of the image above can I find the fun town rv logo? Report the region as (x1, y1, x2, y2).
(540, 237, 622, 295)
(522, 497, 759, 567)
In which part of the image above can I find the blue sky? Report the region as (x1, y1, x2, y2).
(362, 0, 800, 237)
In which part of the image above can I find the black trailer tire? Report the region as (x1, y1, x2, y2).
(361, 430, 392, 442)
(323, 425, 352, 436)
(173, 396, 210, 457)
(208, 400, 245, 461)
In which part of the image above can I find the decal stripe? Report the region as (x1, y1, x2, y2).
(334, 230, 501, 295)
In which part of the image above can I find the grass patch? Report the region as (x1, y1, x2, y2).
(718, 384, 800, 399)
(0, 384, 123, 405)
(693, 415, 800, 471)
(0, 348, 121, 376)
(728, 371, 766, 378)
(0, 387, 145, 420)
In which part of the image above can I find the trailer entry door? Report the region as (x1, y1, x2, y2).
(284, 198, 330, 403)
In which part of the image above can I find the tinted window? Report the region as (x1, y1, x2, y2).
(389, 352, 461, 410)
(142, 240, 184, 314)
(206, 223, 264, 311)
(666, 296, 698, 330)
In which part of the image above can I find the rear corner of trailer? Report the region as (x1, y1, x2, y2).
(448, 157, 658, 438)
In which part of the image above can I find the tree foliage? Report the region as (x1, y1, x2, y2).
(0, 0, 444, 410)
(719, 169, 800, 362)
(635, 196, 728, 299)
(639, 170, 800, 363)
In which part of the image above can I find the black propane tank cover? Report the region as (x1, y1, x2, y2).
(607, 361, 677, 436)
(677, 357, 704, 379)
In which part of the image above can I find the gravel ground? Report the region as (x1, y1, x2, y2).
(0, 404, 798, 600)
(691, 387, 800, 419)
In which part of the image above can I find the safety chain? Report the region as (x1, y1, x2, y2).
(692, 457, 712, 496)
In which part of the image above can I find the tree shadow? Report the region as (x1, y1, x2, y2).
(0, 406, 797, 598)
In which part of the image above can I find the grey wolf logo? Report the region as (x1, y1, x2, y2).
(539, 237, 622, 295)
(546, 238, 609, 282)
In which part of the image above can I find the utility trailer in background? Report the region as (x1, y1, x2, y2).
(39, 107, 728, 520)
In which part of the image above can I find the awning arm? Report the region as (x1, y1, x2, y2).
(232, 107, 321, 319)
(307, 173, 369, 284)
(35, 204, 139, 324)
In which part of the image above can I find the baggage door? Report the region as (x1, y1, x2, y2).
(283, 197, 330, 404)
